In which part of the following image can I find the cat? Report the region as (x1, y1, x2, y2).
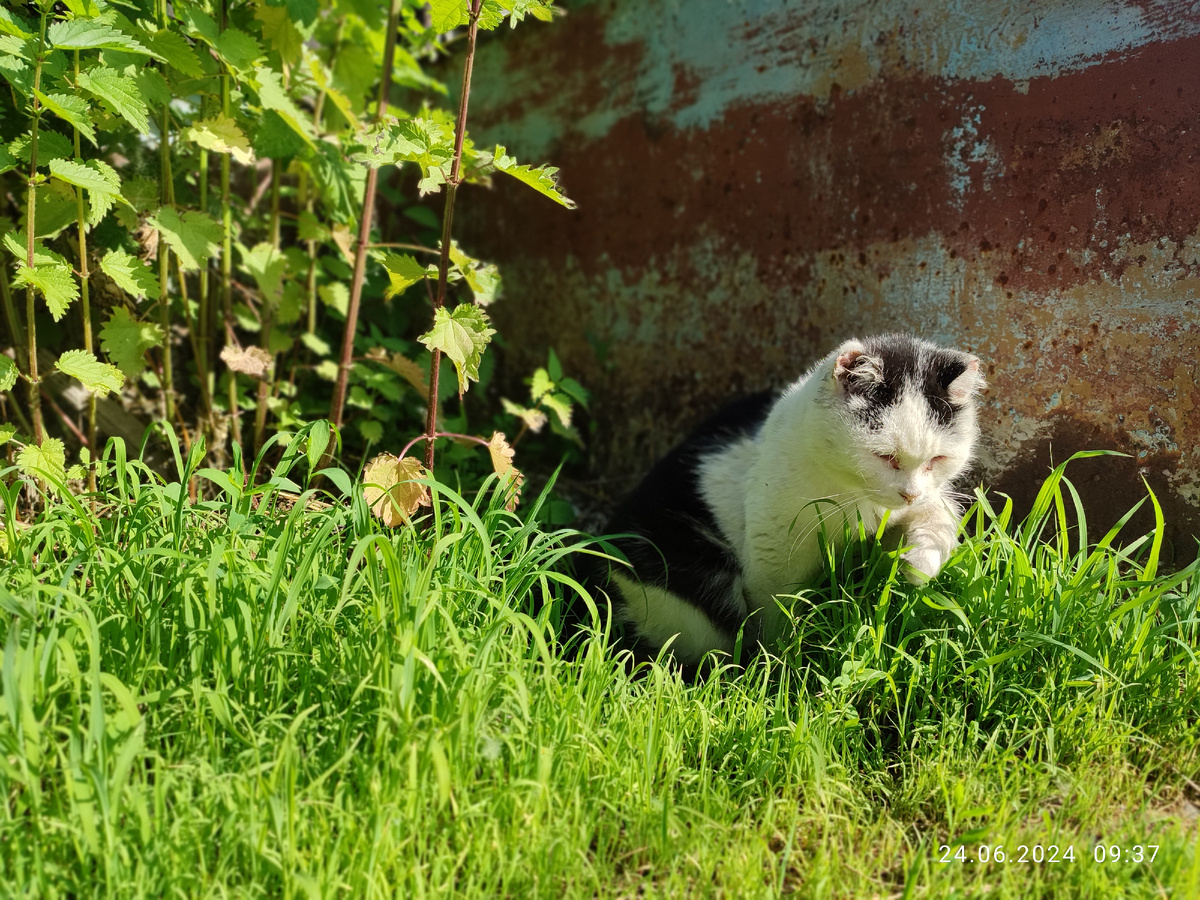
(591, 333, 986, 667)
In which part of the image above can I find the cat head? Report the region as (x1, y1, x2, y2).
(827, 334, 985, 510)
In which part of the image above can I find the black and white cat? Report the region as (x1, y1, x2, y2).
(594, 334, 986, 666)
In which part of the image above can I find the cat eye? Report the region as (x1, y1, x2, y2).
(922, 455, 948, 473)
(875, 453, 900, 470)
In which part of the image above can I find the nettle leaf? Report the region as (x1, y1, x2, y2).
(0, 48, 32, 98)
(541, 390, 573, 427)
(100, 248, 158, 300)
(49, 157, 121, 196)
(0, 423, 15, 445)
(353, 118, 453, 185)
(149, 207, 223, 271)
(363, 454, 430, 526)
(100, 306, 163, 378)
(257, 4, 304, 65)
(0, 142, 17, 176)
(47, 19, 154, 56)
(178, 6, 220, 44)
(448, 241, 500, 306)
(55, 348, 124, 397)
(502, 398, 547, 433)
(17, 438, 66, 490)
(0, 6, 32, 39)
(0, 354, 17, 392)
(318, 282, 349, 315)
(214, 27, 262, 72)
(9, 129, 73, 164)
(145, 28, 205, 78)
(492, 145, 575, 209)
(253, 66, 314, 148)
(23, 179, 77, 239)
(76, 66, 150, 134)
(35, 91, 97, 145)
(502, 0, 556, 25)
(2, 233, 68, 268)
(418, 304, 495, 395)
(240, 242, 287, 305)
(185, 113, 254, 165)
(429, 0, 467, 32)
(381, 253, 429, 299)
(15, 263, 78, 321)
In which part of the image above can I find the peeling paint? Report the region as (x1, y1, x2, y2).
(463, 0, 1200, 557)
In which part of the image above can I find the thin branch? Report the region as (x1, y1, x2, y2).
(424, 0, 485, 472)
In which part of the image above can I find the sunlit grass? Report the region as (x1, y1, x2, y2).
(2, 435, 1197, 897)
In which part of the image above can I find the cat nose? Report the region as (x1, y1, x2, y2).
(899, 490, 918, 505)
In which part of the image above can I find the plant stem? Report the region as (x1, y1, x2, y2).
(253, 160, 282, 456)
(220, 0, 240, 451)
(71, 49, 98, 492)
(198, 147, 210, 390)
(23, 9, 48, 447)
(327, 0, 404, 435)
(423, 0, 485, 472)
(157, 103, 176, 424)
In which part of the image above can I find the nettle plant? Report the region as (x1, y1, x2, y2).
(0, 0, 582, 519)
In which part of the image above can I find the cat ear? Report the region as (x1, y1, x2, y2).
(944, 355, 986, 404)
(833, 341, 883, 394)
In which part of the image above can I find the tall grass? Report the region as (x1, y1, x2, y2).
(1, 442, 1197, 897)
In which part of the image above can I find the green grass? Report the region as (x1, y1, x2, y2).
(2, 434, 1198, 898)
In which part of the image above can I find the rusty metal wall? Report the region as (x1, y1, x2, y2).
(462, 0, 1200, 558)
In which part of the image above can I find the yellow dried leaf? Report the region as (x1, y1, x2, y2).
(367, 348, 429, 401)
(330, 223, 355, 265)
(220, 345, 274, 380)
(486, 432, 523, 511)
(487, 431, 515, 476)
(363, 454, 430, 526)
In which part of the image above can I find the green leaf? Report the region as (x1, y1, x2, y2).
(529, 367, 552, 403)
(240, 242, 287, 305)
(185, 113, 254, 165)
(48, 157, 120, 196)
(145, 28, 205, 79)
(0, 7, 32, 39)
(2, 233, 68, 268)
(557, 376, 590, 409)
(55, 349, 124, 397)
(214, 28, 262, 71)
(16, 438, 66, 490)
(0, 423, 16, 445)
(0, 142, 18, 176)
(35, 91, 96, 145)
(430, 0, 467, 32)
(358, 419, 383, 443)
(542, 390, 573, 427)
(14, 263, 78, 321)
(492, 145, 575, 208)
(352, 118, 453, 191)
(24, 180, 78, 239)
(418, 304, 495, 395)
(448, 242, 500, 306)
(252, 109, 308, 160)
(76, 66, 150, 134)
(253, 66, 315, 149)
(0, 354, 17, 392)
(7, 129, 73, 164)
(99, 307, 163, 379)
(47, 20, 155, 56)
(148, 208, 223, 271)
(257, 4, 304, 65)
(381, 253, 429, 299)
(99, 248, 159, 300)
(318, 282, 348, 315)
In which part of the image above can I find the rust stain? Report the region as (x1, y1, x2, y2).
(460, 7, 1200, 547)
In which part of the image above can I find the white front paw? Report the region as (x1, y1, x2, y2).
(901, 547, 943, 584)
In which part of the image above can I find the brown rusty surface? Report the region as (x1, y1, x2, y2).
(461, 2, 1200, 554)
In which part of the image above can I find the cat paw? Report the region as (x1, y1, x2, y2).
(901, 547, 942, 584)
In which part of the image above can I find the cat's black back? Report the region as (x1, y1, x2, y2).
(583, 391, 777, 650)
